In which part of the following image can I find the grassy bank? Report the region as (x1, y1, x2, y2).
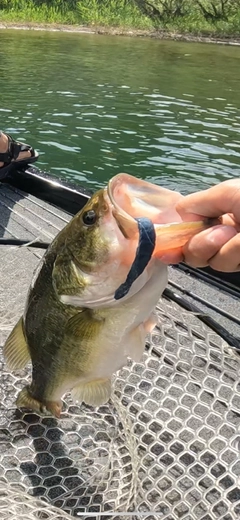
(0, 1, 240, 39)
(0, 0, 152, 29)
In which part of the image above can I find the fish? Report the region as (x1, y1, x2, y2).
(3, 173, 214, 418)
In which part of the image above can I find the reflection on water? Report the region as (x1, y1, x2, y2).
(1, 30, 240, 193)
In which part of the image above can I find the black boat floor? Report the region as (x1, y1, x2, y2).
(0, 181, 240, 520)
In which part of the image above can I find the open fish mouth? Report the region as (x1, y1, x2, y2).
(107, 172, 184, 226)
(107, 173, 215, 253)
(107, 173, 217, 301)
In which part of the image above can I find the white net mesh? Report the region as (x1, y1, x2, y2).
(0, 246, 240, 520)
(0, 478, 73, 519)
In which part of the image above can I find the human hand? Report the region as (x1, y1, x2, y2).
(159, 180, 240, 272)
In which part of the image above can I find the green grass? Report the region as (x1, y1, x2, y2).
(0, 0, 240, 38)
(0, 6, 80, 25)
(0, 0, 153, 29)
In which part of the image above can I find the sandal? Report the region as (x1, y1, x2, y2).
(0, 133, 39, 180)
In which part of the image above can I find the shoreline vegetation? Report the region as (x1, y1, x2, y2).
(1, 1, 240, 44)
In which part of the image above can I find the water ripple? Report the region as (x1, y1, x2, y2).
(1, 31, 240, 192)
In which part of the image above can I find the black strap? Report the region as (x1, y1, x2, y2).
(114, 217, 156, 300)
(0, 134, 33, 163)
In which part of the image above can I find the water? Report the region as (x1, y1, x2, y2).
(1, 29, 240, 194)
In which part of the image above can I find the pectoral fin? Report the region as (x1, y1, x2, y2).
(144, 313, 157, 334)
(3, 317, 30, 370)
(71, 378, 112, 407)
(127, 324, 146, 362)
(127, 314, 157, 362)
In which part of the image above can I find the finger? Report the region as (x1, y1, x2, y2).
(221, 213, 240, 232)
(176, 180, 240, 222)
(182, 225, 238, 268)
(209, 233, 240, 272)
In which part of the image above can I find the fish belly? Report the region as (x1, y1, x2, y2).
(86, 259, 168, 379)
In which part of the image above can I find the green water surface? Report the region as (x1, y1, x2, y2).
(1, 30, 240, 193)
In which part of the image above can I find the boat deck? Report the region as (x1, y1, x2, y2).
(0, 179, 240, 520)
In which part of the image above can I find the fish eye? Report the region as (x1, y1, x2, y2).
(82, 209, 97, 226)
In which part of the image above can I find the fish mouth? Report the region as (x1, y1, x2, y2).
(107, 173, 216, 254)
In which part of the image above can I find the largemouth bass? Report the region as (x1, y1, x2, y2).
(4, 173, 213, 417)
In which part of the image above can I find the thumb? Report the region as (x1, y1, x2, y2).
(176, 181, 240, 222)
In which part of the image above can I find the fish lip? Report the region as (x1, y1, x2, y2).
(105, 184, 138, 239)
(107, 175, 134, 222)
